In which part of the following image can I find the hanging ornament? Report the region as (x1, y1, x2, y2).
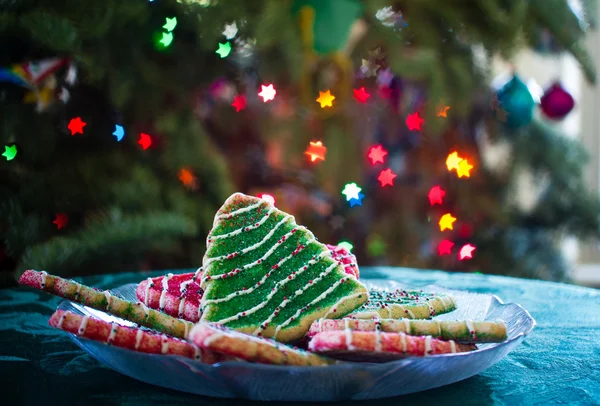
(540, 82, 575, 120)
(496, 75, 535, 128)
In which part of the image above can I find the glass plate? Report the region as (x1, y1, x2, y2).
(57, 279, 535, 401)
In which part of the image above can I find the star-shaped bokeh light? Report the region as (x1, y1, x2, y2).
(458, 244, 476, 260)
(231, 95, 247, 112)
(163, 17, 177, 32)
(305, 141, 327, 162)
(349, 192, 364, 207)
(2, 145, 17, 161)
(457, 159, 473, 178)
(223, 22, 238, 39)
(67, 117, 86, 135)
(53, 213, 68, 230)
(258, 193, 276, 206)
(378, 168, 397, 187)
(178, 168, 198, 189)
(342, 182, 362, 201)
(258, 84, 276, 102)
(138, 133, 152, 150)
(439, 213, 457, 231)
(446, 151, 463, 172)
(437, 105, 450, 117)
(428, 185, 446, 206)
(353, 87, 370, 104)
(360, 59, 380, 77)
(338, 241, 354, 252)
(316, 90, 335, 108)
(159, 32, 173, 47)
(216, 42, 232, 58)
(406, 112, 424, 131)
(437, 239, 455, 255)
(368, 145, 388, 164)
(113, 125, 124, 141)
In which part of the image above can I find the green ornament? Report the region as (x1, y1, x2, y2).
(496, 75, 535, 128)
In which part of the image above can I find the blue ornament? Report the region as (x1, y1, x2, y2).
(496, 75, 535, 128)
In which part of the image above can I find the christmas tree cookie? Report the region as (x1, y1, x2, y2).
(351, 288, 456, 319)
(136, 269, 204, 322)
(308, 318, 507, 343)
(199, 193, 368, 343)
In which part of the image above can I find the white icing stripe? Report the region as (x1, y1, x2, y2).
(57, 312, 67, 329)
(193, 344, 202, 360)
(344, 319, 355, 350)
(403, 318, 411, 334)
(425, 335, 432, 355)
(450, 340, 457, 353)
(216, 200, 263, 219)
(436, 320, 442, 337)
(139, 302, 150, 318)
(143, 278, 153, 306)
(318, 318, 324, 332)
(135, 330, 144, 350)
(324, 293, 368, 319)
(209, 206, 275, 240)
(215, 258, 336, 325)
(159, 273, 173, 310)
(203, 332, 224, 347)
(400, 332, 407, 353)
(439, 296, 448, 311)
(178, 297, 186, 318)
(202, 215, 293, 269)
(348, 310, 379, 319)
(394, 304, 416, 319)
(374, 320, 383, 352)
(77, 316, 89, 335)
(466, 319, 475, 339)
(271, 269, 351, 338)
(107, 322, 118, 343)
(183, 321, 190, 338)
(40, 271, 48, 288)
(103, 291, 112, 309)
(75, 283, 82, 298)
(202, 243, 320, 305)
(161, 334, 169, 354)
(386, 306, 393, 318)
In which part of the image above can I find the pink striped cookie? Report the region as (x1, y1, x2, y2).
(189, 322, 334, 366)
(49, 310, 223, 363)
(136, 270, 204, 322)
(308, 330, 476, 361)
(325, 244, 359, 279)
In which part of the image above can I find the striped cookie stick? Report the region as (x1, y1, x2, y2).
(308, 318, 507, 343)
(49, 310, 224, 363)
(19, 270, 193, 339)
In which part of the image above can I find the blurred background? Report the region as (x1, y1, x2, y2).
(1, 0, 599, 288)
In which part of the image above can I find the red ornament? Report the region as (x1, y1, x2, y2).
(437, 240, 454, 255)
(428, 185, 446, 206)
(368, 145, 388, 164)
(53, 213, 68, 230)
(353, 87, 370, 104)
(540, 82, 575, 120)
(67, 117, 86, 135)
(458, 244, 476, 260)
(378, 168, 397, 187)
(231, 95, 247, 112)
(406, 112, 424, 131)
(138, 133, 152, 150)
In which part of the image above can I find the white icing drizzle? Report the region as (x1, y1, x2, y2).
(323, 292, 366, 319)
(202, 215, 293, 271)
(77, 316, 89, 335)
(202, 243, 320, 306)
(436, 320, 442, 337)
(159, 273, 174, 310)
(160, 334, 169, 354)
(139, 302, 150, 318)
(350, 310, 379, 319)
(212, 253, 332, 325)
(374, 319, 383, 352)
(394, 304, 416, 319)
(439, 295, 448, 311)
(107, 322, 118, 343)
(135, 330, 144, 350)
(466, 319, 475, 339)
(403, 318, 411, 334)
(103, 290, 112, 309)
(75, 283, 82, 298)
(344, 319, 355, 350)
(424, 335, 432, 355)
(203, 332, 224, 347)
(216, 200, 263, 219)
(198, 303, 203, 321)
(318, 318, 324, 332)
(193, 344, 202, 360)
(183, 321, 190, 338)
(209, 206, 275, 240)
(450, 340, 457, 353)
(271, 269, 351, 339)
(56, 312, 67, 329)
(178, 296, 186, 318)
(386, 306, 393, 318)
(40, 271, 48, 288)
(143, 278, 153, 306)
(400, 332, 407, 353)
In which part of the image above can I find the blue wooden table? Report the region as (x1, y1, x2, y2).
(3, 267, 599, 405)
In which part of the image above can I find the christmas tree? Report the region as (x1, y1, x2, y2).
(1, 0, 598, 286)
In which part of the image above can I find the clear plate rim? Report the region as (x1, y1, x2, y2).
(59, 280, 536, 372)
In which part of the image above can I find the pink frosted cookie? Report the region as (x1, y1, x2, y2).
(49, 310, 224, 363)
(325, 244, 359, 279)
(308, 330, 476, 361)
(189, 322, 334, 366)
(136, 269, 204, 322)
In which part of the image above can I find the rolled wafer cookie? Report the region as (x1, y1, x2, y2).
(308, 318, 508, 343)
(308, 330, 476, 361)
(19, 270, 194, 339)
(136, 270, 204, 322)
(351, 288, 456, 319)
(189, 322, 334, 366)
(49, 310, 224, 363)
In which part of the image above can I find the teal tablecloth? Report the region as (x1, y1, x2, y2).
(2, 267, 600, 405)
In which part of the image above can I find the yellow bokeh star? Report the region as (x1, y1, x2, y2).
(439, 213, 457, 231)
(457, 159, 473, 178)
(316, 90, 335, 108)
(446, 152, 463, 172)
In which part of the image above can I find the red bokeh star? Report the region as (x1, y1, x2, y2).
(406, 112, 424, 131)
(53, 213, 68, 230)
(428, 185, 446, 206)
(67, 117, 86, 135)
(378, 168, 397, 187)
(231, 95, 247, 112)
(437, 239, 454, 255)
(459, 244, 476, 260)
(368, 145, 388, 165)
(305, 141, 327, 162)
(138, 133, 152, 150)
(353, 87, 370, 104)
